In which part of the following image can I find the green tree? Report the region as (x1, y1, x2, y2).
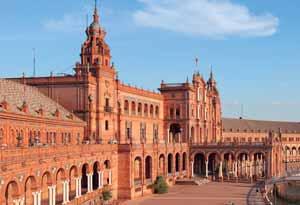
(153, 176, 168, 194)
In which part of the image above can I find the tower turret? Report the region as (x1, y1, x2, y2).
(75, 1, 113, 76)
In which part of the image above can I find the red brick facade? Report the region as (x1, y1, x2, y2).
(1, 4, 299, 205)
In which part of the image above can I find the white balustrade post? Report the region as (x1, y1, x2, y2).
(234, 161, 238, 178)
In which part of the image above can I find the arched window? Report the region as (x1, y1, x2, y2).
(138, 103, 142, 115)
(124, 100, 129, 114)
(144, 104, 148, 117)
(150, 105, 154, 117)
(131, 101, 136, 115)
(155, 106, 159, 118)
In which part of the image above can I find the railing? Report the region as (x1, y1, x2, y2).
(0, 144, 118, 166)
(104, 106, 113, 113)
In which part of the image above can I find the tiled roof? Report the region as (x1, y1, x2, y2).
(222, 118, 300, 133)
(0, 79, 82, 122)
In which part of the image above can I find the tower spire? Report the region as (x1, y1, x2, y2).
(93, 0, 99, 23)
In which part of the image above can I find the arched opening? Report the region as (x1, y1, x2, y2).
(144, 104, 148, 117)
(138, 103, 142, 115)
(175, 153, 180, 173)
(93, 162, 100, 190)
(69, 166, 78, 201)
(131, 101, 136, 115)
(5, 181, 19, 205)
(223, 153, 235, 178)
(158, 154, 165, 176)
(124, 100, 129, 114)
(168, 154, 173, 175)
(208, 153, 218, 178)
(56, 169, 65, 204)
(41, 172, 52, 205)
(134, 157, 142, 186)
(292, 147, 297, 156)
(24, 176, 37, 205)
(194, 153, 205, 177)
(169, 123, 181, 143)
(145, 156, 152, 182)
(155, 106, 159, 118)
(81, 164, 89, 195)
(237, 153, 249, 178)
(182, 152, 187, 171)
(150, 105, 154, 117)
(253, 152, 265, 178)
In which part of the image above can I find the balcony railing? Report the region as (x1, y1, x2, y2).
(104, 106, 113, 113)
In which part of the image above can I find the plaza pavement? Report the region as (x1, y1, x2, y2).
(123, 182, 265, 205)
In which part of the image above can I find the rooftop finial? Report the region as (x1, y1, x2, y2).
(195, 57, 199, 68)
(93, 0, 99, 23)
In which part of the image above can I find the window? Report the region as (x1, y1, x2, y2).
(124, 100, 129, 113)
(170, 108, 174, 118)
(126, 121, 132, 140)
(105, 98, 110, 107)
(105, 120, 109, 130)
(176, 108, 180, 118)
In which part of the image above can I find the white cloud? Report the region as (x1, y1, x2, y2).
(43, 13, 86, 32)
(133, 0, 279, 38)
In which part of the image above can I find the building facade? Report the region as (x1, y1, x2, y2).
(1, 4, 300, 205)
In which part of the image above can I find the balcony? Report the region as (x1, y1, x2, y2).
(104, 106, 113, 113)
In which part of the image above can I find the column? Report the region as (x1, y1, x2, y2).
(205, 160, 209, 178)
(249, 160, 253, 181)
(32, 191, 42, 205)
(48, 186, 53, 205)
(13, 197, 25, 205)
(109, 170, 112, 185)
(219, 161, 223, 178)
(234, 161, 238, 178)
(98, 171, 103, 188)
(52, 185, 56, 205)
(191, 161, 194, 177)
(62, 180, 69, 204)
(75, 177, 82, 198)
(87, 174, 93, 193)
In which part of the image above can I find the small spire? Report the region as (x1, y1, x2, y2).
(195, 57, 199, 68)
(210, 65, 214, 80)
(93, 0, 99, 23)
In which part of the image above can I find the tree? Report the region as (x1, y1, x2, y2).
(153, 176, 168, 194)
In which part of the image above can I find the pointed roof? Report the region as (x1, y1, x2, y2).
(89, 0, 101, 29)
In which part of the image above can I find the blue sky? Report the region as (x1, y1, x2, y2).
(1, 0, 300, 121)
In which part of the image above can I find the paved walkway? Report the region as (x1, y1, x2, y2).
(123, 182, 265, 205)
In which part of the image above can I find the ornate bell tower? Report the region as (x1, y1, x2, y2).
(75, 1, 113, 76)
(74, 1, 118, 144)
